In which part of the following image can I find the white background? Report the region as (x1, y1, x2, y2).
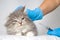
(0, 0, 60, 35)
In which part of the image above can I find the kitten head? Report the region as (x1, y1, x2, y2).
(5, 6, 37, 35)
(5, 6, 33, 28)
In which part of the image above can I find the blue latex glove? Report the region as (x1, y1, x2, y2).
(47, 28, 60, 37)
(15, 6, 43, 21)
(26, 8, 43, 21)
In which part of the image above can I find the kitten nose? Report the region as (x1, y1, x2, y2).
(18, 21, 22, 26)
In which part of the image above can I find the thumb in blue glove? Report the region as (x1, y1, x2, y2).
(47, 28, 60, 37)
(15, 6, 23, 11)
(26, 8, 44, 21)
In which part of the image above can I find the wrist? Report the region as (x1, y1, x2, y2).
(56, 0, 60, 5)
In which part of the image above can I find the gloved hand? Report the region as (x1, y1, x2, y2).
(47, 28, 60, 37)
(15, 6, 43, 21)
(26, 8, 44, 21)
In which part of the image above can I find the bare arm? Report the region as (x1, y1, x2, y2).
(40, 0, 60, 15)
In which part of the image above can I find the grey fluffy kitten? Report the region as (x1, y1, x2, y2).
(5, 7, 37, 36)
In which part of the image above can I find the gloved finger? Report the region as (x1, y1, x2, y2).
(15, 6, 23, 10)
(47, 28, 60, 37)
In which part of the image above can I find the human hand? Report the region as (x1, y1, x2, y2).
(47, 28, 60, 37)
(15, 6, 43, 21)
(26, 8, 43, 21)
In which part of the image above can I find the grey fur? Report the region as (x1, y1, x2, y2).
(5, 7, 37, 36)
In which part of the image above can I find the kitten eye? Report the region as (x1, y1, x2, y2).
(22, 17, 24, 20)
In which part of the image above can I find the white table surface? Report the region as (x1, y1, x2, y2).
(0, 35, 60, 40)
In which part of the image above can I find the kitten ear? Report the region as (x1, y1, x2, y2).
(19, 6, 25, 12)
